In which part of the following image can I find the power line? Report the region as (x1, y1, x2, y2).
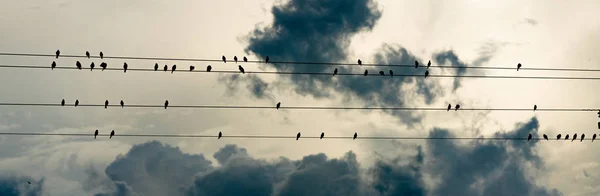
(3, 64, 600, 81)
(0, 102, 598, 112)
(1, 52, 599, 72)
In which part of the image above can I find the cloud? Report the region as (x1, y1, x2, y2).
(94, 181, 140, 196)
(524, 18, 538, 26)
(0, 174, 43, 196)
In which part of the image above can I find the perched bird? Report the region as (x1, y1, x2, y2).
(51, 61, 56, 70)
(296, 132, 301, 140)
(427, 60, 431, 69)
(238, 65, 245, 74)
(189, 65, 195, 72)
(543, 134, 548, 141)
(527, 134, 532, 141)
(222, 55, 226, 63)
(100, 52, 104, 59)
(120, 100, 124, 108)
(104, 100, 109, 109)
(572, 133, 578, 142)
(358, 59, 362, 65)
(517, 63, 522, 71)
(27, 181, 31, 184)
(123, 62, 128, 73)
(164, 100, 169, 109)
(592, 134, 597, 142)
(581, 134, 585, 142)
(110, 130, 114, 139)
(218, 131, 222, 139)
(425, 70, 429, 78)
(61, 99, 65, 106)
(163, 65, 168, 72)
(243, 56, 248, 63)
(154, 63, 158, 71)
(389, 70, 393, 77)
(415, 61, 419, 68)
(75, 99, 79, 107)
(86, 51, 90, 59)
(364, 70, 368, 76)
(353, 132, 358, 140)
(333, 68, 338, 76)
(265, 56, 270, 63)
(379, 71, 385, 76)
(94, 129, 98, 139)
(76, 61, 82, 70)
(207, 65, 212, 72)
(455, 104, 460, 111)
(447, 104, 451, 111)
(534, 105, 537, 112)
(55, 50, 60, 59)
(100, 62, 107, 71)
(556, 134, 562, 140)
(276, 102, 281, 110)
(234, 56, 238, 63)
(320, 132, 324, 139)
(565, 134, 570, 140)
(90, 62, 95, 71)
(171, 64, 176, 74)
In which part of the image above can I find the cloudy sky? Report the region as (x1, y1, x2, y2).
(0, 0, 599, 195)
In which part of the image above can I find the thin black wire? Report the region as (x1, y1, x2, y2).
(1, 52, 599, 72)
(2, 64, 600, 80)
(0, 102, 598, 112)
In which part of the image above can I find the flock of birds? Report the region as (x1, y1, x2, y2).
(528, 133, 599, 142)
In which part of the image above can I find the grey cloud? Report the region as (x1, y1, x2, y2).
(94, 181, 140, 196)
(524, 18, 538, 26)
(0, 174, 43, 196)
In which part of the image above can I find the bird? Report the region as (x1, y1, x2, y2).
(110, 130, 115, 139)
(75, 100, 79, 107)
(99, 52, 104, 59)
(565, 134, 570, 140)
(517, 63, 522, 71)
(527, 134, 532, 141)
(265, 56, 269, 63)
(86, 51, 90, 59)
(358, 59, 362, 65)
(415, 61, 419, 68)
(27, 181, 31, 184)
(447, 104, 451, 111)
(296, 132, 301, 140)
(238, 65, 245, 74)
(171, 64, 176, 74)
(425, 70, 429, 78)
(189, 65, 195, 72)
(76, 61, 82, 70)
(389, 70, 393, 77)
(55, 50, 60, 58)
(572, 133, 577, 142)
(333, 68, 338, 76)
(427, 60, 431, 69)
(320, 132, 324, 139)
(543, 134, 548, 141)
(164, 100, 169, 109)
(556, 134, 562, 140)
(51, 61, 56, 70)
(592, 134, 597, 142)
(61, 99, 65, 106)
(207, 65, 212, 72)
(104, 100, 109, 109)
(234, 56, 238, 64)
(243, 56, 248, 63)
(120, 100, 124, 108)
(455, 104, 460, 111)
(534, 105, 537, 112)
(218, 131, 222, 139)
(581, 134, 585, 142)
(353, 132, 358, 140)
(364, 70, 368, 76)
(90, 62, 95, 71)
(276, 102, 281, 110)
(100, 62, 107, 71)
(163, 65, 168, 72)
(123, 62, 128, 73)
(222, 55, 226, 63)
(154, 63, 158, 71)
(379, 71, 385, 76)
(94, 130, 98, 139)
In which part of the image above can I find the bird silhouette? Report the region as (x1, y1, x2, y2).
(364, 70, 368, 76)
(243, 56, 248, 63)
(572, 133, 578, 142)
(104, 100, 109, 109)
(238, 65, 245, 74)
(100, 52, 104, 59)
(265, 56, 269, 63)
(427, 60, 431, 69)
(565, 134, 569, 140)
(100, 62, 107, 71)
(543, 134, 548, 141)
(123, 62, 128, 73)
(27, 181, 31, 184)
(415, 61, 419, 68)
(353, 132, 358, 140)
(517, 63, 522, 71)
(61, 99, 65, 106)
(379, 71, 384, 76)
(320, 132, 324, 139)
(425, 70, 429, 78)
(207, 65, 212, 72)
(534, 105, 537, 112)
(276, 102, 281, 110)
(86, 51, 90, 59)
(51, 61, 56, 70)
(154, 63, 158, 71)
(94, 129, 98, 139)
(163, 65, 168, 72)
(110, 130, 114, 139)
(120, 100, 124, 108)
(581, 134, 585, 142)
(55, 50, 60, 58)
(218, 131, 222, 139)
(358, 59, 362, 65)
(389, 70, 393, 77)
(171, 64, 176, 74)
(447, 104, 451, 111)
(90, 62, 95, 71)
(333, 68, 338, 76)
(527, 134, 532, 141)
(222, 55, 226, 63)
(234, 56, 238, 63)
(296, 132, 301, 140)
(592, 134, 597, 142)
(164, 100, 169, 109)
(189, 65, 194, 72)
(557, 134, 562, 140)
(76, 61, 82, 70)
(455, 104, 460, 111)
(75, 100, 79, 107)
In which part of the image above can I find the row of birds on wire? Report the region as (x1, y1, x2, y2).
(91, 129, 356, 140)
(529, 133, 600, 142)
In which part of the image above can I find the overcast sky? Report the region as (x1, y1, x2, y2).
(0, 0, 599, 195)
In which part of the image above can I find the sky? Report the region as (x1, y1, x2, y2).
(0, 0, 599, 195)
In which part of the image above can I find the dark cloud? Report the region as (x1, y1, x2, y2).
(94, 181, 140, 196)
(368, 146, 427, 196)
(0, 174, 43, 196)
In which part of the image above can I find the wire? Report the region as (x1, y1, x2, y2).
(2, 64, 600, 81)
(1, 52, 599, 72)
(0, 102, 598, 112)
